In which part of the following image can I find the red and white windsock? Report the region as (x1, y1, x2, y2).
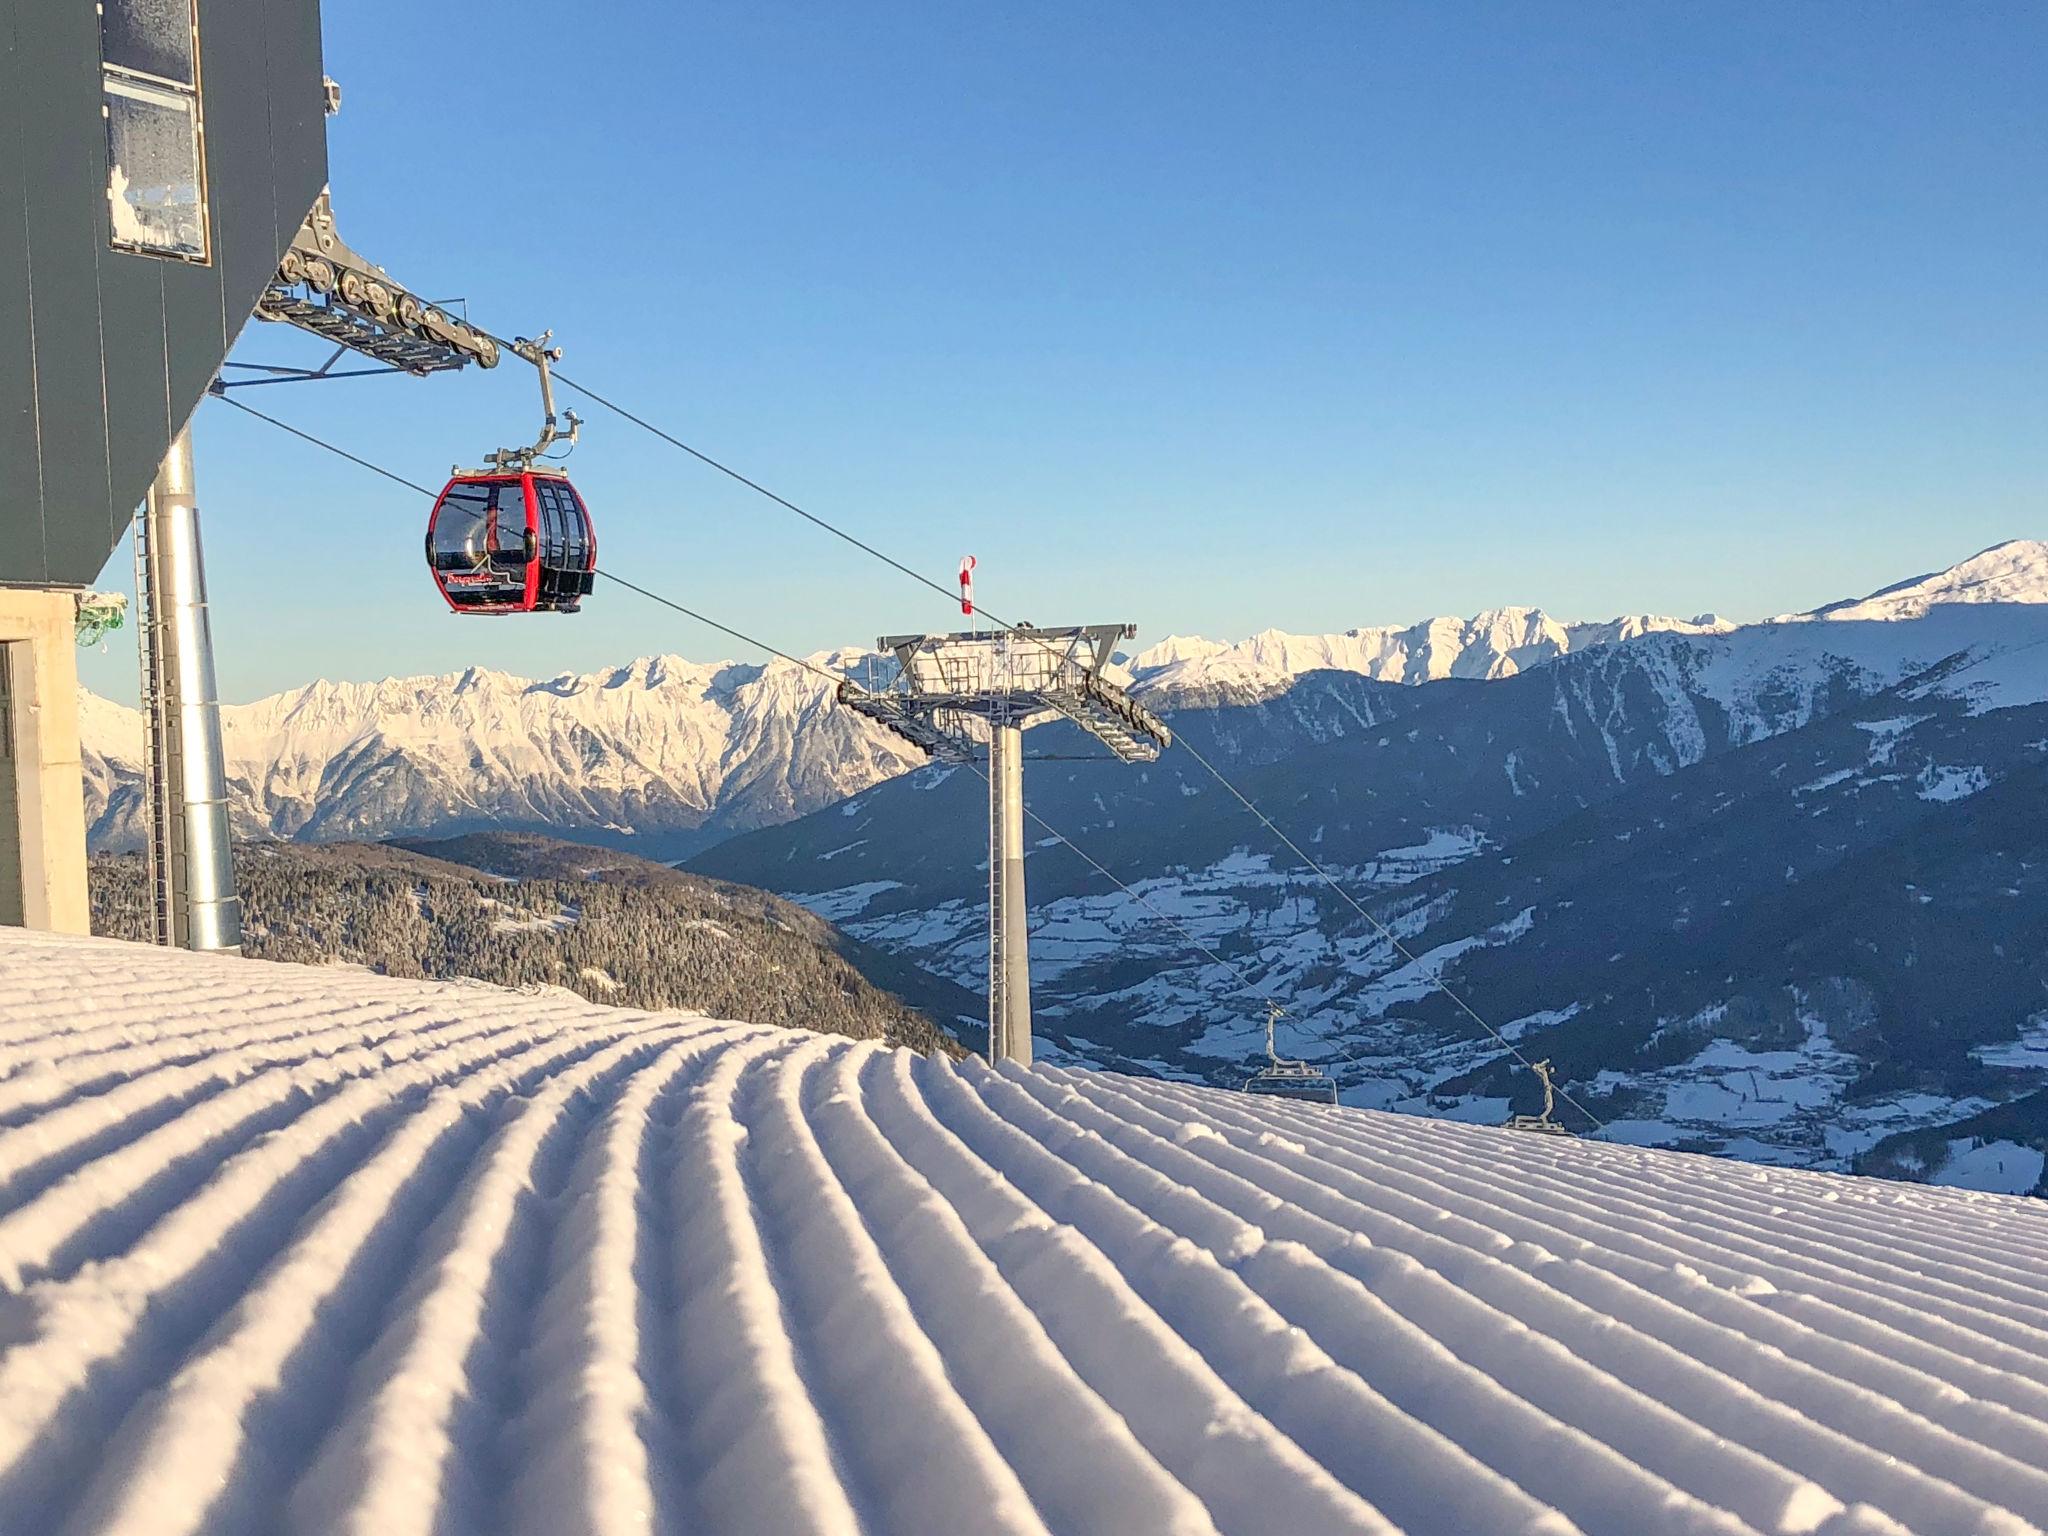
(958, 555, 977, 617)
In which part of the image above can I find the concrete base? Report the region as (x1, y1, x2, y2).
(0, 588, 90, 934)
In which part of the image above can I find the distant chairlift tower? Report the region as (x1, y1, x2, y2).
(839, 622, 1171, 1066)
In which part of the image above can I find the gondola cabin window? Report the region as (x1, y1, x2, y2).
(99, 0, 210, 262)
(534, 479, 591, 570)
(489, 481, 531, 568)
(429, 482, 495, 571)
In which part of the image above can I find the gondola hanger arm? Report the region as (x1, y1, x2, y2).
(484, 333, 582, 473)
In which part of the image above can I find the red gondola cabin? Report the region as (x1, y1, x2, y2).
(425, 469, 596, 614)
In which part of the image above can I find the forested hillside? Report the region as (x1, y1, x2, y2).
(89, 837, 966, 1054)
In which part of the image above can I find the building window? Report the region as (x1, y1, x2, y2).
(99, 0, 209, 262)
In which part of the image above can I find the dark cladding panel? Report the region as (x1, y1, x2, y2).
(98, 254, 171, 532)
(0, 0, 327, 587)
(93, 31, 179, 556)
(201, 0, 280, 361)
(153, 0, 222, 489)
(265, 0, 328, 252)
(15, 0, 115, 583)
(0, 6, 48, 577)
(160, 254, 224, 446)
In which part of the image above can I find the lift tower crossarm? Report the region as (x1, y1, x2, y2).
(832, 680, 977, 762)
(853, 624, 1172, 765)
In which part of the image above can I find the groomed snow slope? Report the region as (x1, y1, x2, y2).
(3, 932, 2047, 1536)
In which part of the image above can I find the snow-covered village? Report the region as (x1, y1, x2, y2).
(3, 4, 2046, 1533)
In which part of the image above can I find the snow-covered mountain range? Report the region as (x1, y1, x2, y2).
(689, 541, 2048, 1185)
(83, 542, 2048, 862)
(81, 650, 926, 859)
(1125, 608, 1732, 702)
(1786, 536, 2048, 623)
(74, 589, 1773, 855)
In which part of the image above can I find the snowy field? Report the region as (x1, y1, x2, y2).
(3, 932, 2048, 1535)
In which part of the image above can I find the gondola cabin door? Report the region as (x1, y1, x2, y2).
(425, 470, 595, 614)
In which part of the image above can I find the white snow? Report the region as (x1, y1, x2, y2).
(1930, 1139, 2048, 1196)
(1928, 639, 2048, 716)
(1498, 1004, 1581, 1043)
(1791, 540, 2048, 623)
(1126, 607, 1732, 698)
(1795, 767, 1858, 795)
(1118, 543, 2048, 706)
(1976, 1015, 2048, 1070)
(78, 651, 929, 848)
(4, 930, 2047, 1535)
(483, 896, 579, 934)
(1373, 827, 1487, 865)
(1918, 763, 1990, 802)
(797, 880, 905, 922)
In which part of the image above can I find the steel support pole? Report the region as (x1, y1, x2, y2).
(140, 426, 243, 953)
(986, 732, 1001, 1061)
(989, 721, 1031, 1065)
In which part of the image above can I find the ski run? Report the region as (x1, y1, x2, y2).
(2, 929, 2047, 1536)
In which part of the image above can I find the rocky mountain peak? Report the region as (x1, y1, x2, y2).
(1792, 540, 2048, 624)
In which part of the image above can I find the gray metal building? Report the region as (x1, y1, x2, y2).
(1, 0, 329, 590)
(2, 0, 328, 938)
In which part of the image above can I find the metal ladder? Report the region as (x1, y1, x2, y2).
(132, 508, 174, 946)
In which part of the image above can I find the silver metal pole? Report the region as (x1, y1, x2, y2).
(991, 721, 1031, 1065)
(141, 426, 243, 953)
(987, 730, 1002, 1063)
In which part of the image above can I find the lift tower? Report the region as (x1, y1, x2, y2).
(839, 624, 1171, 1066)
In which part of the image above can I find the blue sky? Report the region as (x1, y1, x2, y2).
(82, 0, 2048, 701)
